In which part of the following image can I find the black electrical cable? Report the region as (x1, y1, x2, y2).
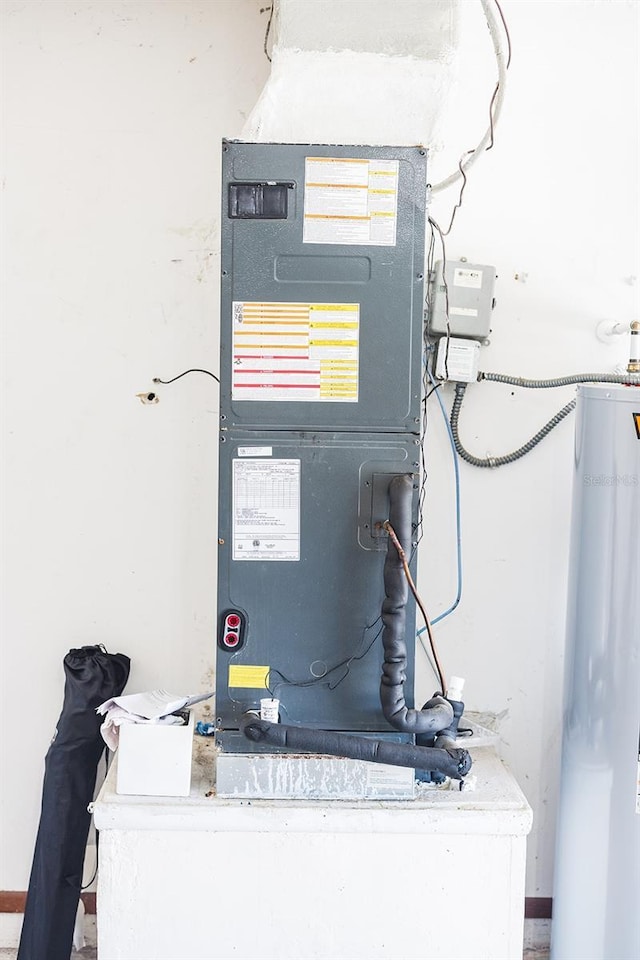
(263, 3, 274, 62)
(428, 217, 451, 379)
(431, 0, 509, 195)
(268, 618, 383, 695)
(437, 0, 512, 234)
(80, 832, 99, 891)
(414, 224, 439, 551)
(153, 368, 220, 385)
(450, 382, 577, 468)
(425, 380, 442, 401)
(494, 0, 512, 69)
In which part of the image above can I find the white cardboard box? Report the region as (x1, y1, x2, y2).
(116, 710, 194, 797)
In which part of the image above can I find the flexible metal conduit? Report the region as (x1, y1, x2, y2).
(379, 475, 454, 733)
(451, 383, 576, 468)
(241, 715, 472, 780)
(452, 373, 640, 468)
(479, 371, 640, 388)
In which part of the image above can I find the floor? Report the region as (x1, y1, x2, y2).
(0, 917, 551, 960)
(0, 951, 94, 959)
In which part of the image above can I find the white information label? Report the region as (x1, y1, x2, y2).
(232, 459, 300, 562)
(453, 267, 483, 289)
(237, 447, 273, 457)
(303, 157, 399, 246)
(449, 306, 479, 317)
(232, 301, 359, 402)
(366, 764, 413, 795)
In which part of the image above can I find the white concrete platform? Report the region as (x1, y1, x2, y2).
(94, 743, 532, 960)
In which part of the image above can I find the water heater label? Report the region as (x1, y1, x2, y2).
(303, 157, 399, 246)
(232, 301, 359, 402)
(232, 458, 300, 561)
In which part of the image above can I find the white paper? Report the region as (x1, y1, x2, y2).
(96, 689, 212, 750)
(99, 707, 185, 750)
(97, 689, 212, 720)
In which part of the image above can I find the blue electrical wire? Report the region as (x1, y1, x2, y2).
(418, 371, 463, 633)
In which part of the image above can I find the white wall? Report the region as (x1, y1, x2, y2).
(0, 0, 270, 889)
(1, 0, 638, 901)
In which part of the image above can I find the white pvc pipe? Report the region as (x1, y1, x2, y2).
(430, 0, 508, 194)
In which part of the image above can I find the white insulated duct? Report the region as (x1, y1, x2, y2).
(243, 0, 461, 152)
(243, 0, 508, 195)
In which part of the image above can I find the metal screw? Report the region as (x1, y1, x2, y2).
(218, 539, 225, 545)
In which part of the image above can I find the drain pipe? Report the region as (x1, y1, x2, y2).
(241, 714, 472, 780)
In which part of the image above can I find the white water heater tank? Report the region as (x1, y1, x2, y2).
(551, 384, 640, 960)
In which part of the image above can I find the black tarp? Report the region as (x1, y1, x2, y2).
(18, 645, 130, 960)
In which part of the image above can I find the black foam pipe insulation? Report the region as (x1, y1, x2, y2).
(379, 475, 453, 734)
(241, 714, 472, 780)
(240, 473, 473, 782)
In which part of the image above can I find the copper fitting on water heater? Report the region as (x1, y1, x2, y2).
(628, 320, 640, 374)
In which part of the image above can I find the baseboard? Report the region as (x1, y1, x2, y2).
(0, 889, 550, 919)
(0, 891, 96, 914)
(525, 897, 553, 919)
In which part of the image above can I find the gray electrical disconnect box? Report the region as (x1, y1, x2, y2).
(428, 259, 496, 340)
(216, 141, 427, 753)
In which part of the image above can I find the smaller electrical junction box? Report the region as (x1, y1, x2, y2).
(435, 337, 480, 383)
(429, 260, 496, 340)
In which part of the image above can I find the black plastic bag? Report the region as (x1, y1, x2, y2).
(18, 645, 130, 960)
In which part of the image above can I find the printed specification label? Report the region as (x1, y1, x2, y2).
(232, 301, 359, 402)
(232, 458, 300, 562)
(303, 157, 399, 246)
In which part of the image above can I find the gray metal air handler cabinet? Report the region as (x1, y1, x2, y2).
(216, 142, 427, 752)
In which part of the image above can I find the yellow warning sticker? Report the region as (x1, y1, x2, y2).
(228, 664, 270, 689)
(232, 301, 359, 402)
(633, 412, 640, 439)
